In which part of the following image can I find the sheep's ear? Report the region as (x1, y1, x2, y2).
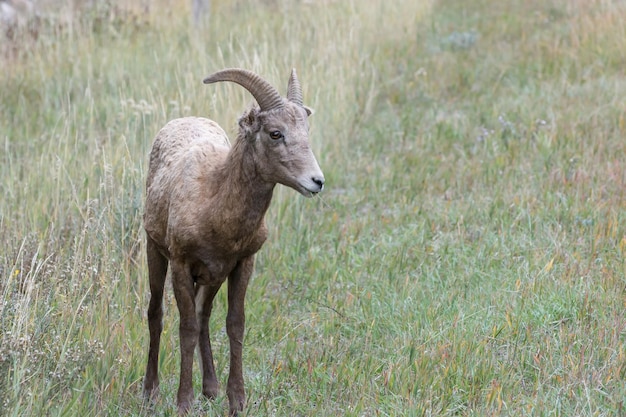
(238, 108, 260, 138)
(304, 105, 314, 117)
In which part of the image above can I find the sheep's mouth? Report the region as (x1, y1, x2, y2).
(293, 178, 324, 198)
(299, 187, 319, 198)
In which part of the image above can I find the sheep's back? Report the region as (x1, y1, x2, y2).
(148, 117, 230, 171)
(144, 117, 230, 248)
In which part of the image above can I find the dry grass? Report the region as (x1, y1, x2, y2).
(1, 0, 625, 415)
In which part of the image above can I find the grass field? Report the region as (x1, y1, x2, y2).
(1, 0, 625, 415)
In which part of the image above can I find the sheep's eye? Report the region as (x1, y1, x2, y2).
(269, 130, 283, 140)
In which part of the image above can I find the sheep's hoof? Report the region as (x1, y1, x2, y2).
(202, 381, 220, 400)
(177, 388, 195, 415)
(228, 394, 245, 416)
(142, 381, 160, 402)
(177, 400, 193, 415)
(229, 405, 243, 417)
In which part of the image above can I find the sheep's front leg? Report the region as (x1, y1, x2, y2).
(226, 256, 254, 416)
(171, 261, 198, 414)
(196, 284, 221, 400)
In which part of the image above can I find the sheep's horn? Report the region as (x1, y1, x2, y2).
(203, 68, 284, 112)
(286, 68, 304, 106)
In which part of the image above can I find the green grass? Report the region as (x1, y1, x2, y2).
(1, 0, 626, 415)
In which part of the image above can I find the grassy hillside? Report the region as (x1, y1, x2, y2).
(1, 0, 625, 415)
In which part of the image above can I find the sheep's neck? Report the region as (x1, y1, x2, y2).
(212, 138, 275, 236)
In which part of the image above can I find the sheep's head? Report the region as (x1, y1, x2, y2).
(203, 68, 325, 197)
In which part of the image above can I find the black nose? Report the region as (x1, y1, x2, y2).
(312, 176, 325, 190)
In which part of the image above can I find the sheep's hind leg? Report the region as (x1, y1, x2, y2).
(171, 261, 199, 414)
(143, 236, 168, 400)
(196, 284, 221, 400)
(226, 256, 254, 416)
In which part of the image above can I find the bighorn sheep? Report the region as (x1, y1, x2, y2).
(142, 68, 324, 416)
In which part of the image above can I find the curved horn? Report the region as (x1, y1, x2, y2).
(203, 68, 284, 112)
(286, 68, 304, 106)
